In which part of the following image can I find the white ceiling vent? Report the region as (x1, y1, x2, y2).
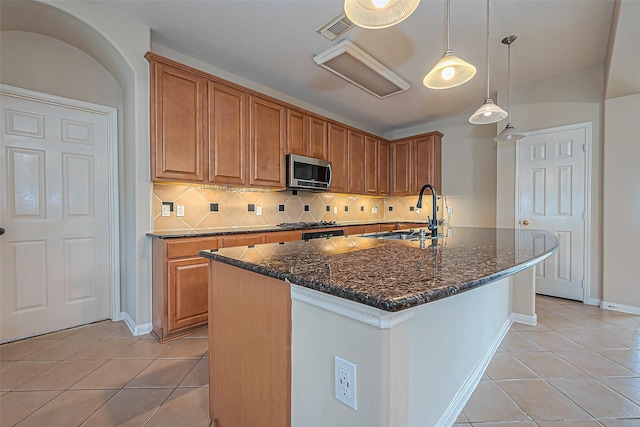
(313, 39, 410, 99)
(317, 13, 354, 41)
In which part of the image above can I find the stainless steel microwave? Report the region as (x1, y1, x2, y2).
(286, 154, 332, 190)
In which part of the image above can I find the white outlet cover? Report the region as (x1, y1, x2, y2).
(335, 356, 357, 409)
(256, 206, 262, 216)
(176, 205, 185, 217)
(161, 205, 171, 217)
(333, 206, 338, 214)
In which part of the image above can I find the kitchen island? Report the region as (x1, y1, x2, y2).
(200, 227, 559, 427)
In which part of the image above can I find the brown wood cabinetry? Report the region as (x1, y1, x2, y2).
(412, 133, 443, 193)
(378, 140, 390, 196)
(364, 136, 378, 195)
(286, 110, 328, 160)
(264, 230, 303, 243)
(149, 59, 206, 182)
(222, 233, 265, 248)
(208, 82, 248, 185)
(152, 237, 218, 342)
(391, 132, 443, 196)
(328, 122, 348, 193)
(391, 139, 412, 196)
(250, 96, 286, 188)
(209, 262, 291, 427)
(348, 130, 365, 194)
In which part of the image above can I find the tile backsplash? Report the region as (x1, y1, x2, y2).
(152, 183, 434, 232)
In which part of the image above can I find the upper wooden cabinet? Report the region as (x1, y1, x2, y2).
(348, 130, 365, 194)
(149, 59, 206, 182)
(391, 131, 443, 196)
(364, 136, 378, 195)
(391, 138, 412, 196)
(208, 82, 248, 185)
(286, 109, 328, 160)
(412, 132, 443, 194)
(328, 122, 348, 193)
(378, 140, 390, 196)
(250, 96, 286, 188)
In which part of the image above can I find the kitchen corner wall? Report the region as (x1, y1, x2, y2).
(152, 183, 430, 231)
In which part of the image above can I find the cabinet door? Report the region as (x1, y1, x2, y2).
(308, 116, 328, 160)
(378, 140, 390, 196)
(208, 82, 248, 185)
(347, 130, 365, 194)
(391, 139, 412, 196)
(151, 61, 206, 182)
(286, 108, 307, 156)
(167, 257, 209, 332)
(364, 136, 378, 195)
(328, 122, 348, 193)
(250, 96, 286, 188)
(412, 134, 442, 193)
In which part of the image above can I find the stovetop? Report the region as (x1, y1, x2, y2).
(276, 221, 341, 230)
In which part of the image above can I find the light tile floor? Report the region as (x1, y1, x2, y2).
(457, 295, 640, 426)
(1, 295, 639, 426)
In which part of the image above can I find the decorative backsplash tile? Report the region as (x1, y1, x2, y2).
(152, 183, 435, 232)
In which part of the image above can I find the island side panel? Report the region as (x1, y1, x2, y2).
(208, 261, 291, 427)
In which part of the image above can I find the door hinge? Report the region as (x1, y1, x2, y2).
(583, 144, 586, 152)
(581, 279, 585, 289)
(582, 212, 586, 221)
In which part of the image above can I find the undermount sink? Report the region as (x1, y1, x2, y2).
(361, 230, 421, 240)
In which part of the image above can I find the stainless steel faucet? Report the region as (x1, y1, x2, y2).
(416, 184, 438, 240)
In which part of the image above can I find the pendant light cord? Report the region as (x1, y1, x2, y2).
(507, 40, 512, 122)
(485, 0, 490, 99)
(446, 0, 451, 51)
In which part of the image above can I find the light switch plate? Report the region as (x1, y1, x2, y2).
(333, 206, 338, 214)
(176, 205, 184, 217)
(161, 204, 171, 217)
(256, 206, 262, 216)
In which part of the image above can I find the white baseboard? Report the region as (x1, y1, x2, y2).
(511, 312, 537, 326)
(601, 301, 640, 316)
(435, 316, 513, 427)
(121, 312, 153, 336)
(587, 298, 601, 307)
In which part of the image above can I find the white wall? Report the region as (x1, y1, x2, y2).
(386, 115, 498, 228)
(602, 93, 640, 311)
(495, 65, 604, 302)
(0, 0, 153, 333)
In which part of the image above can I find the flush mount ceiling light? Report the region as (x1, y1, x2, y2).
(423, 0, 476, 89)
(313, 39, 410, 98)
(344, 0, 419, 29)
(469, 0, 508, 125)
(495, 35, 525, 141)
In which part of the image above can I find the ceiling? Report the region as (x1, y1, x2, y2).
(91, 0, 615, 135)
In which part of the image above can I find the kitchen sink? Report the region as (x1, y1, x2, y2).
(360, 230, 420, 240)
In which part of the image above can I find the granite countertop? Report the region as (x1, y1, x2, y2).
(146, 221, 428, 239)
(199, 227, 559, 312)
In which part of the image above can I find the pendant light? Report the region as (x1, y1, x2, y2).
(469, 0, 507, 124)
(423, 0, 476, 89)
(495, 35, 525, 141)
(344, 0, 419, 29)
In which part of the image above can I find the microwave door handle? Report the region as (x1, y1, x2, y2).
(327, 163, 332, 188)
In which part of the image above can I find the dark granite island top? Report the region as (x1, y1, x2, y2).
(199, 227, 559, 312)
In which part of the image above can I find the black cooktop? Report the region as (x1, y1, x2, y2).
(276, 221, 340, 230)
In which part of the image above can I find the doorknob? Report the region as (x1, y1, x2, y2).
(522, 220, 529, 226)
(0, 227, 5, 235)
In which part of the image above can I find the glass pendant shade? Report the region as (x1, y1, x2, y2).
(344, 0, 419, 29)
(424, 50, 476, 89)
(469, 98, 508, 124)
(496, 123, 524, 141)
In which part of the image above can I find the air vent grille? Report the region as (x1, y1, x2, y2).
(317, 13, 354, 40)
(313, 40, 410, 99)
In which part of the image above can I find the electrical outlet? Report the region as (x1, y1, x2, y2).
(447, 206, 453, 214)
(448, 228, 454, 237)
(256, 206, 262, 216)
(335, 356, 357, 410)
(161, 203, 171, 217)
(415, 208, 420, 214)
(333, 206, 338, 214)
(371, 206, 378, 214)
(176, 205, 184, 217)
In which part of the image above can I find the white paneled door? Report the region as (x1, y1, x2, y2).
(518, 126, 587, 301)
(0, 87, 116, 342)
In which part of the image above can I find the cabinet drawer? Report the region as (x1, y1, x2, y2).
(344, 226, 364, 236)
(380, 224, 397, 232)
(222, 234, 265, 248)
(362, 224, 381, 234)
(264, 230, 302, 244)
(166, 237, 219, 259)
